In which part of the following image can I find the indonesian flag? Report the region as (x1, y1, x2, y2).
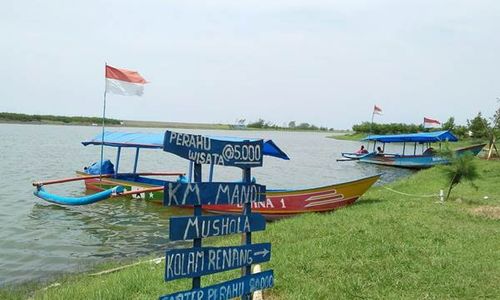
(424, 117, 441, 128)
(105, 65, 147, 96)
(373, 105, 383, 115)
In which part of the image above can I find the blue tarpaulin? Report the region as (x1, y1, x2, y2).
(82, 131, 290, 160)
(362, 130, 458, 143)
(82, 132, 164, 149)
(85, 160, 115, 175)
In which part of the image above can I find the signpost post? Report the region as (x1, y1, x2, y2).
(160, 131, 274, 299)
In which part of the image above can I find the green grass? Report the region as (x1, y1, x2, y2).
(329, 132, 366, 141)
(2, 160, 499, 299)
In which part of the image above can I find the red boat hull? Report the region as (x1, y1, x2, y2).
(203, 174, 380, 220)
(77, 172, 380, 220)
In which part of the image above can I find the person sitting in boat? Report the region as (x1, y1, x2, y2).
(356, 145, 369, 154)
(423, 147, 435, 155)
(376, 146, 384, 154)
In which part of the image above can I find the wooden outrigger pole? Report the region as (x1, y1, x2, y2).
(486, 135, 499, 160)
(32, 172, 184, 188)
(33, 174, 113, 187)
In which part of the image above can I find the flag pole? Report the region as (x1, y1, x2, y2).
(100, 63, 107, 181)
(370, 108, 375, 135)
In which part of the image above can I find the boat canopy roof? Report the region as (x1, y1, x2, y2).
(362, 130, 458, 143)
(82, 131, 290, 160)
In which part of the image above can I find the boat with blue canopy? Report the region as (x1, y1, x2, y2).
(342, 130, 485, 169)
(33, 130, 380, 219)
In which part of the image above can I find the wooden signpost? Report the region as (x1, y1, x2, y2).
(163, 182, 266, 206)
(160, 130, 274, 300)
(169, 214, 266, 241)
(160, 270, 274, 300)
(164, 130, 264, 167)
(165, 243, 271, 280)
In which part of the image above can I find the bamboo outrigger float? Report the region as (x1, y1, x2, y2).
(33, 130, 380, 219)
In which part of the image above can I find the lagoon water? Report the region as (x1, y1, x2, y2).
(0, 124, 413, 286)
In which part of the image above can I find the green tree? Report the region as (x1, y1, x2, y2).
(352, 122, 425, 135)
(493, 103, 500, 130)
(453, 125, 468, 139)
(467, 112, 489, 139)
(288, 121, 296, 129)
(247, 119, 265, 128)
(442, 117, 455, 131)
(297, 123, 311, 130)
(441, 151, 479, 200)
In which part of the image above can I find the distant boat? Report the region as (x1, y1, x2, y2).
(343, 130, 485, 169)
(340, 152, 370, 160)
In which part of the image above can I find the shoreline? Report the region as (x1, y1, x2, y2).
(0, 119, 345, 133)
(2, 158, 499, 299)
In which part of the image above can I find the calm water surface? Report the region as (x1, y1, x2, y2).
(0, 124, 413, 286)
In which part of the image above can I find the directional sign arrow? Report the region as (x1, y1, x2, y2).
(165, 243, 272, 281)
(254, 248, 270, 258)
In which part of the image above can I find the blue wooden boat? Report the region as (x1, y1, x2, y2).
(340, 152, 372, 160)
(33, 131, 381, 218)
(355, 131, 485, 169)
(33, 131, 290, 205)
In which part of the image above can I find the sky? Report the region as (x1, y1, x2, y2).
(1, 0, 499, 129)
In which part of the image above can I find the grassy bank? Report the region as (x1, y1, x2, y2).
(329, 132, 366, 141)
(2, 160, 499, 299)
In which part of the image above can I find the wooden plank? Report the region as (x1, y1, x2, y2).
(192, 163, 203, 290)
(163, 130, 264, 168)
(241, 167, 253, 300)
(169, 213, 266, 241)
(163, 182, 266, 206)
(165, 243, 271, 281)
(159, 270, 274, 300)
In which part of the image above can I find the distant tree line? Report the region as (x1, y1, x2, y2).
(352, 106, 500, 140)
(0, 112, 121, 125)
(247, 119, 333, 131)
(352, 122, 424, 135)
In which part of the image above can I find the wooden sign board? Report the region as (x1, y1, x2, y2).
(169, 213, 266, 241)
(160, 270, 274, 300)
(163, 130, 264, 168)
(163, 181, 266, 206)
(165, 243, 271, 280)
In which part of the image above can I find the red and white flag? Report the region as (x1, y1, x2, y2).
(424, 117, 441, 128)
(105, 65, 148, 96)
(373, 105, 383, 115)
